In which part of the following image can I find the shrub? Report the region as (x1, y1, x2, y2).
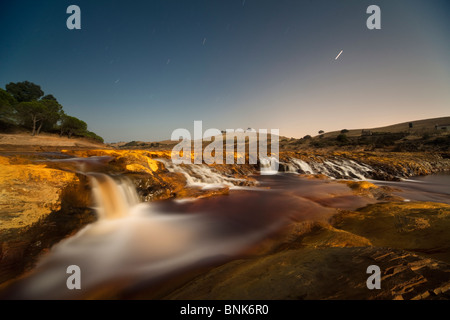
(336, 133, 348, 143)
(124, 141, 139, 147)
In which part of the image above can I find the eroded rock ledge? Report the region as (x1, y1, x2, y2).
(163, 246, 450, 300)
(0, 155, 95, 283)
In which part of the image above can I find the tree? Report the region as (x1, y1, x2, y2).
(15, 98, 62, 136)
(5, 81, 44, 102)
(37, 98, 63, 134)
(0, 88, 17, 124)
(318, 130, 324, 134)
(82, 130, 104, 143)
(303, 135, 312, 140)
(61, 115, 87, 138)
(2, 81, 103, 142)
(15, 101, 48, 136)
(58, 110, 68, 136)
(42, 94, 58, 102)
(341, 129, 349, 134)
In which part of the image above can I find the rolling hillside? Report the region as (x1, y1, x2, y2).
(317, 117, 450, 138)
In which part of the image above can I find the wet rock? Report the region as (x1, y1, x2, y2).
(338, 180, 404, 201)
(175, 186, 230, 199)
(126, 171, 186, 202)
(332, 202, 450, 263)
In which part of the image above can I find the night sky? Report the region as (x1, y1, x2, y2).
(1, 0, 449, 142)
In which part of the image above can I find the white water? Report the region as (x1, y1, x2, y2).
(161, 156, 373, 181)
(259, 156, 280, 175)
(286, 157, 374, 180)
(158, 159, 248, 189)
(290, 158, 314, 174)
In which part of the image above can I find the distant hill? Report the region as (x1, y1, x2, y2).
(110, 117, 450, 152)
(316, 117, 450, 138)
(278, 116, 450, 152)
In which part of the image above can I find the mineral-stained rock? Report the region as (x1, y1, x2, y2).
(61, 149, 258, 200)
(338, 180, 404, 201)
(0, 155, 84, 231)
(61, 149, 169, 174)
(162, 246, 450, 300)
(332, 202, 450, 263)
(0, 155, 96, 284)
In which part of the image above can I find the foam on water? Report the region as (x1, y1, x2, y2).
(287, 157, 374, 180)
(158, 159, 247, 189)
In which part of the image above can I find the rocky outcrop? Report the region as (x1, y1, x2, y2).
(332, 202, 450, 264)
(279, 151, 450, 180)
(0, 155, 95, 283)
(337, 180, 404, 202)
(61, 149, 259, 201)
(63, 149, 450, 182)
(0, 156, 97, 235)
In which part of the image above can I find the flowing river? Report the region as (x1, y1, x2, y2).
(2, 157, 449, 299)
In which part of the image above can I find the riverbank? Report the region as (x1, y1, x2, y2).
(0, 133, 107, 152)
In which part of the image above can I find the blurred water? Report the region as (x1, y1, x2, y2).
(372, 173, 450, 204)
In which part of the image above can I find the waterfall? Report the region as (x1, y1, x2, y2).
(159, 156, 374, 181)
(157, 159, 246, 189)
(42, 156, 140, 219)
(88, 173, 140, 219)
(290, 158, 314, 174)
(259, 156, 280, 175)
(285, 157, 375, 180)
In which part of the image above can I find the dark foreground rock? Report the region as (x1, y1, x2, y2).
(163, 246, 450, 300)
